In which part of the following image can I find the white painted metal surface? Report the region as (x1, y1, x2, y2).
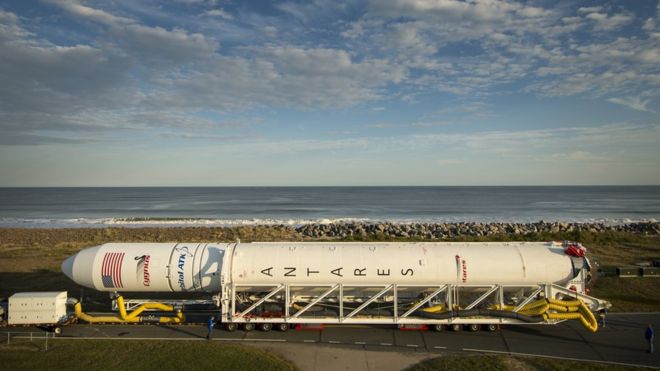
(8, 292, 67, 325)
(231, 242, 574, 286)
(63, 241, 576, 293)
(62, 243, 228, 292)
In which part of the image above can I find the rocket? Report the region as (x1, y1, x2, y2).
(62, 241, 590, 293)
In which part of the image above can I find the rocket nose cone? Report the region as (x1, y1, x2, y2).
(61, 255, 75, 280)
(61, 246, 98, 289)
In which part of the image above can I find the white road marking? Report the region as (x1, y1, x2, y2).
(463, 348, 507, 354)
(329, 340, 341, 344)
(433, 346, 447, 349)
(406, 344, 419, 348)
(303, 340, 316, 343)
(380, 343, 393, 346)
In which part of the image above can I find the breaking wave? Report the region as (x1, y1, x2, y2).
(0, 216, 655, 228)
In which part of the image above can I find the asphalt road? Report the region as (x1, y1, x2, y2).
(3, 313, 659, 368)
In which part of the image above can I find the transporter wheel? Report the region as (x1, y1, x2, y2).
(450, 324, 462, 332)
(242, 323, 255, 332)
(275, 323, 289, 332)
(48, 326, 62, 334)
(260, 323, 273, 332)
(431, 324, 444, 332)
(224, 323, 238, 332)
(485, 324, 499, 332)
(467, 324, 480, 332)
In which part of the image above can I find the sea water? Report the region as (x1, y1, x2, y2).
(0, 186, 658, 227)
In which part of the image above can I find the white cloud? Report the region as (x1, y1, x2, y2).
(607, 96, 655, 113)
(44, 0, 133, 26)
(111, 24, 218, 65)
(368, 0, 549, 21)
(203, 9, 233, 20)
(585, 11, 634, 31)
(141, 45, 406, 110)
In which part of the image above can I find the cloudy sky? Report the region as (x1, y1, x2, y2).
(0, 0, 658, 186)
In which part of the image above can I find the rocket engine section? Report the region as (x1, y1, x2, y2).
(61, 243, 226, 293)
(62, 241, 587, 294)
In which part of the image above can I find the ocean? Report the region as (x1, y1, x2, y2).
(0, 186, 658, 228)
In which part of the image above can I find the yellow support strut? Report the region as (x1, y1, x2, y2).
(74, 296, 185, 324)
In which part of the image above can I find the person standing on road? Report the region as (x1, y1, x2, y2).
(646, 324, 654, 353)
(207, 315, 215, 341)
(598, 308, 607, 328)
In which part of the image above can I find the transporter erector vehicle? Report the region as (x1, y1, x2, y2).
(62, 241, 609, 332)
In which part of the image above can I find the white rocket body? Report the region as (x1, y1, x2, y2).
(62, 242, 581, 293)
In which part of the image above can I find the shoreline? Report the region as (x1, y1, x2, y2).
(2, 217, 659, 229)
(0, 221, 658, 240)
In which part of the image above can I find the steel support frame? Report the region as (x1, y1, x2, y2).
(224, 282, 605, 324)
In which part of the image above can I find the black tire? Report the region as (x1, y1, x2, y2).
(468, 323, 480, 332)
(275, 323, 289, 332)
(486, 324, 498, 332)
(224, 323, 238, 332)
(260, 323, 273, 332)
(242, 323, 255, 332)
(450, 323, 462, 332)
(431, 324, 444, 332)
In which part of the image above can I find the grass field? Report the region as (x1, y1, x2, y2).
(0, 339, 296, 371)
(407, 355, 648, 371)
(0, 227, 659, 311)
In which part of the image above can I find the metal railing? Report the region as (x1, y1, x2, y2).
(2, 331, 55, 351)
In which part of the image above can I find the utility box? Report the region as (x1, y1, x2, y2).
(616, 267, 640, 278)
(8, 292, 68, 325)
(641, 267, 659, 277)
(597, 266, 617, 277)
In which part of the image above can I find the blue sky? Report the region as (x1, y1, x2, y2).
(0, 0, 658, 186)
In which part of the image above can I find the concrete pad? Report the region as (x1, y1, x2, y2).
(251, 343, 435, 371)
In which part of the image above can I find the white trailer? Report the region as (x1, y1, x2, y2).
(2, 292, 70, 333)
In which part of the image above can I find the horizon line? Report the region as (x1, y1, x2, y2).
(1, 185, 659, 188)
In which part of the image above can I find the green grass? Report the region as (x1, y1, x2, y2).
(590, 277, 660, 312)
(0, 339, 296, 371)
(407, 355, 647, 371)
(406, 355, 510, 370)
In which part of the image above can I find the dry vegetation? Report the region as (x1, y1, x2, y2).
(407, 354, 648, 371)
(0, 339, 296, 371)
(0, 227, 658, 311)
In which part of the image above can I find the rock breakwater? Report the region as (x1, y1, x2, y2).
(295, 221, 660, 239)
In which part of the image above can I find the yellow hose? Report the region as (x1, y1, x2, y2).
(74, 297, 185, 324)
(519, 304, 549, 316)
(421, 304, 446, 313)
(548, 298, 582, 307)
(116, 296, 176, 320)
(534, 298, 598, 332)
(469, 298, 599, 332)
(74, 302, 140, 323)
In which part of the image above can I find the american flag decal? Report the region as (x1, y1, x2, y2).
(101, 252, 124, 288)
